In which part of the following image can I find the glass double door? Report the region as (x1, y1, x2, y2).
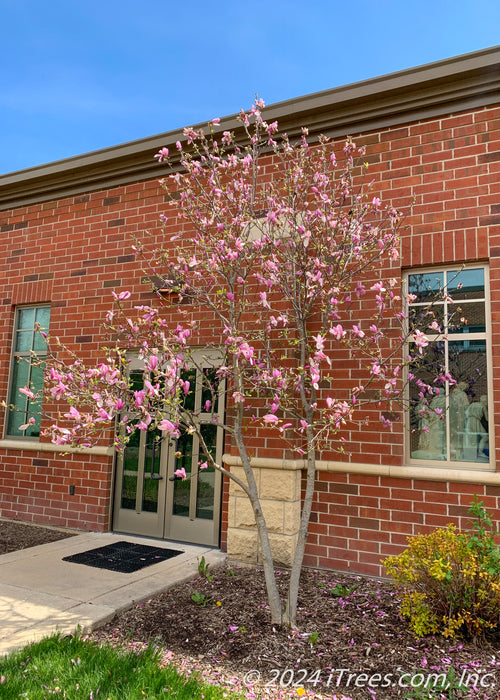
(112, 361, 224, 547)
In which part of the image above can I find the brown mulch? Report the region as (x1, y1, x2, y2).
(2, 519, 500, 699)
(0, 518, 76, 554)
(88, 565, 500, 699)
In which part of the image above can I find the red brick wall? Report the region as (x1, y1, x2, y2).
(303, 472, 500, 577)
(0, 449, 112, 530)
(302, 105, 500, 574)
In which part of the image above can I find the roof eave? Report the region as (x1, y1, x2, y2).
(1, 44, 499, 210)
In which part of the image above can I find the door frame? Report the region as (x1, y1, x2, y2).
(112, 349, 225, 546)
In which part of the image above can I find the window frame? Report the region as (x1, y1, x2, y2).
(5, 305, 51, 440)
(404, 265, 494, 470)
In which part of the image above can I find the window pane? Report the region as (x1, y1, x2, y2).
(407, 267, 489, 467)
(121, 475, 138, 510)
(123, 429, 141, 472)
(408, 272, 444, 303)
(180, 368, 196, 412)
(25, 363, 44, 437)
(447, 269, 484, 301)
(7, 360, 30, 435)
(15, 330, 33, 352)
(448, 340, 489, 463)
(201, 368, 219, 413)
(142, 429, 162, 513)
(33, 331, 48, 352)
(8, 360, 30, 412)
(129, 370, 144, 393)
(409, 304, 445, 333)
(17, 308, 35, 330)
(447, 301, 485, 334)
(173, 430, 193, 516)
(35, 307, 51, 329)
(196, 424, 217, 520)
(409, 342, 447, 461)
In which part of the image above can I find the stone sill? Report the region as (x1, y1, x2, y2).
(0, 439, 113, 457)
(222, 454, 500, 485)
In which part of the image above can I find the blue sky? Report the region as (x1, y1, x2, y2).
(1, 0, 499, 174)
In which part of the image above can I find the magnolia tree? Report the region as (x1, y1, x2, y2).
(27, 102, 442, 627)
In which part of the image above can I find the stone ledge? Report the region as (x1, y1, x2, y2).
(0, 439, 113, 457)
(223, 454, 500, 484)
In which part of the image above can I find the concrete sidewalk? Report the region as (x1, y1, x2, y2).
(0, 532, 225, 656)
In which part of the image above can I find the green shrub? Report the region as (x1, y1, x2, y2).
(384, 499, 500, 640)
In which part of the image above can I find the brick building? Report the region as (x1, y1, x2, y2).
(1, 46, 500, 577)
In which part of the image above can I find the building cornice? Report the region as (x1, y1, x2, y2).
(1, 45, 499, 211)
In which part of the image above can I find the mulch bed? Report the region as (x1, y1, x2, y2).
(0, 519, 76, 554)
(2, 519, 499, 698)
(90, 565, 500, 699)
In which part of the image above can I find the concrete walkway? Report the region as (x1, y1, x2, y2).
(0, 532, 226, 656)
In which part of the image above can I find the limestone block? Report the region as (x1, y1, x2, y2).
(283, 499, 302, 535)
(233, 497, 257, 530)
(259, 468, 300, 501)
(268, 533, 299, 567)
(226, 528, 258, 562)
(233, 497, 286, 534)
(227, 465, 257, 497)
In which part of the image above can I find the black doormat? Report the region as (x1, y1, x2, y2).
(62, 541, 183, 573)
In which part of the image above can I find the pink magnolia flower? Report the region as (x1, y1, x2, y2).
(64, 406, 81, 421)
(137, 414, 152, 430)
(199, 461, 209, 470)
(134, 390, 145, 407)
(19, 417, 36, 431)
(19, 386, 35, 399)
(174, 467, 187, 480)
(370, 281, 386, 294)
(412, 330, 429, 354)
(97, 408, 112, 421)
(154, 147, 169, 162)
(329, 324, 345, 340)
(111, 290, 131, 301)
(259, 291, 270, 309)
(158, 419, 180, 437)
(50, 381, 68, 398)
(238, 342, 254, 361)
(263, 414, 279, 424)
(352, 325, 365, 338)
(314, 334, 325, 351)
(148, 355, 159, 372)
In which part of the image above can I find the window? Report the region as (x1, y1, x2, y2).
(406, 267, 491, 466)
(6, 306, 51, 438)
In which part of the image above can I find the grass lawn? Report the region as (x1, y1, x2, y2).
(0, 634, 243, 699)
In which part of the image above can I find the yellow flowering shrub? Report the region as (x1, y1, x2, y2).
(384, 500, 500, 641)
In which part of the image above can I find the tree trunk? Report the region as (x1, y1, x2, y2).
(283, 424, 316, 627)
(233, 433, 284, 624)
